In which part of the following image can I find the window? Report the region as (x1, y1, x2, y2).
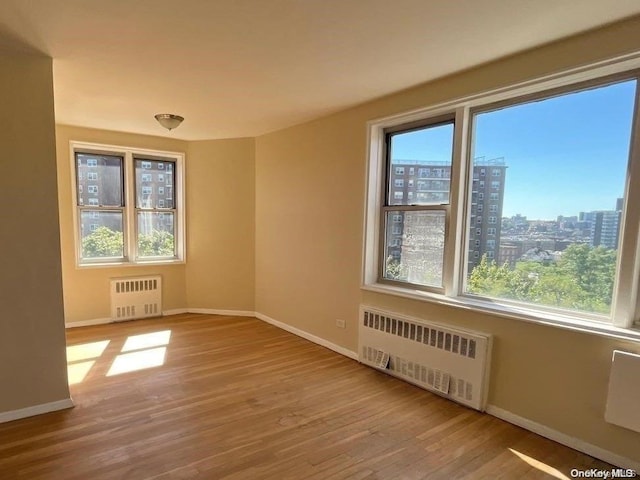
(394, 179, 404, 187)
(381, 117, 455, 289)
(365, 63, 640, 332)
(395, 167, 404, 175)
(72, 143, 185, 265)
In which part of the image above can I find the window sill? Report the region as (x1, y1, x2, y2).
(76, 259, 185, 269)
(361, 283, 640, 343)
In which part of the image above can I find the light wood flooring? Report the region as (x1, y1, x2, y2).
(0, 313, 617, 479)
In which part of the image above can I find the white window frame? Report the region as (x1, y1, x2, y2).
(70, 141, 186, 267)
(363, 54, 640, 339)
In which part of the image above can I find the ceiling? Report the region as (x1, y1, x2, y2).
(1, 1, 640, 140)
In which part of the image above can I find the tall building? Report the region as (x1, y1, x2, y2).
(579, 200, 623, 250)
(386, 157, 507, 281)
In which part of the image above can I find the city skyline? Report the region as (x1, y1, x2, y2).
(390, 78, 637, 220)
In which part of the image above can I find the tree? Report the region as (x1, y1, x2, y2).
(467, 244, 617, 314)
(82, 227, 123, 257)
(138, 229, 175, 257)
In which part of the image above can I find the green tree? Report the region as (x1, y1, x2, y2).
(82, 227, 123, 257)
(138, 230, 175, 257)
(467, 244, 617, 314)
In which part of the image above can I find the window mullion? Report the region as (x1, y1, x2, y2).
(444, 106, 470, 297)
(125, 151, 136, 262)
(612, 79, 640, 328)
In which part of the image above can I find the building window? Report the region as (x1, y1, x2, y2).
(72, 143, 185, 265)
(380, 116, 454, 289)
(478, 193, 484, 201)
(364, 64, 640, 331)
(395, 167, 405, 175)
(394, 179, 404, 188)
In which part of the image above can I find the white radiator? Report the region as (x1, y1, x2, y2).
(359, 306, 492, 411)
(110, 275, 162, 321)
(605, 350, 640, 433)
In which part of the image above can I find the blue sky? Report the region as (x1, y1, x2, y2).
(391, 79, 637, 219)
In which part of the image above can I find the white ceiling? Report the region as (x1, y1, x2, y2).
(1, 1, 639, 140)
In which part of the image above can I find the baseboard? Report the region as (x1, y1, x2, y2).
(163, 308, 189, 316)
(254, 312, 358, 361)
(0, 398, 74, 424)
(65, 317, 112, 328)
(485, 405, 640, 471)
(189, 308, 256, 317)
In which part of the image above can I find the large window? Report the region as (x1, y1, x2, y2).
(365, 65, 640, 332)
(72, 143, 185, 265)
(381, 118, 454, 289)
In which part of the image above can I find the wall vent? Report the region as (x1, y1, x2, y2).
(359, 306, 492, 411)
(110, 275, 162, 322)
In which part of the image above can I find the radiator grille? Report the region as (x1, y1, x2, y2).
(359, 306, 491, 411)
(110, 275, 162, 321)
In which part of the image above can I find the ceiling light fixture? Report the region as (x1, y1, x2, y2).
(154, 113, 184, 131)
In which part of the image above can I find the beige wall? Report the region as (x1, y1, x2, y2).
(55, 126, 189, 323)
(255, 17, 640, 463)
(186, 139, 255, 311)
(0, 53, 70, 411)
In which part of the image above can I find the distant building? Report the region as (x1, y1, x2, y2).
(579, 200, 623, 250)
(386, 157, 507, 280)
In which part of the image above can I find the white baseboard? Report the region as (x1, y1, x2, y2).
(485, 405, 640, 471)
(254, 312, 358, 361)
(0, 398, 74, 424)
(163, 308, 190, 316)
(189, 308, 256, 317)
(65, 317, 112, 328)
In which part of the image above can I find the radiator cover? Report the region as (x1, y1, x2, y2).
(359, 306, 492, 411)
(110, 275, 162, 321)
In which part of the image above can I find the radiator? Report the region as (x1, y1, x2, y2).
(605, 350, 640, 433)
(359, 306, 492, 411)
(110, 275, 162, 321)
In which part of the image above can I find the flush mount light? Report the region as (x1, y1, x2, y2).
(154, 113, 184, 131)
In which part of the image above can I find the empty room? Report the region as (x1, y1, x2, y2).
(1, 1, 640, 478)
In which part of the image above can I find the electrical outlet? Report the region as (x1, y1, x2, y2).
(336, 319, 346, 329)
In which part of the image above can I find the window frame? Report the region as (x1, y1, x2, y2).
(70, 141, 186, 267)
(363, 56, 640, 337)
(377, 114, 458, 293)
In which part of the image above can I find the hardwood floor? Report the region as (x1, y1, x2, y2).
(0, 313, 616, 479)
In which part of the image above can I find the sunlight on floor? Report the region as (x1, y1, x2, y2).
(67, 360, 96, 385)
(121, 330, 171, 352)
(67, 329, 173, 384)
(66, 340, 111, 385)
(509, 448, 570, 479)
(66, 340, 110, 363)
(106, 347, 167, 376)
